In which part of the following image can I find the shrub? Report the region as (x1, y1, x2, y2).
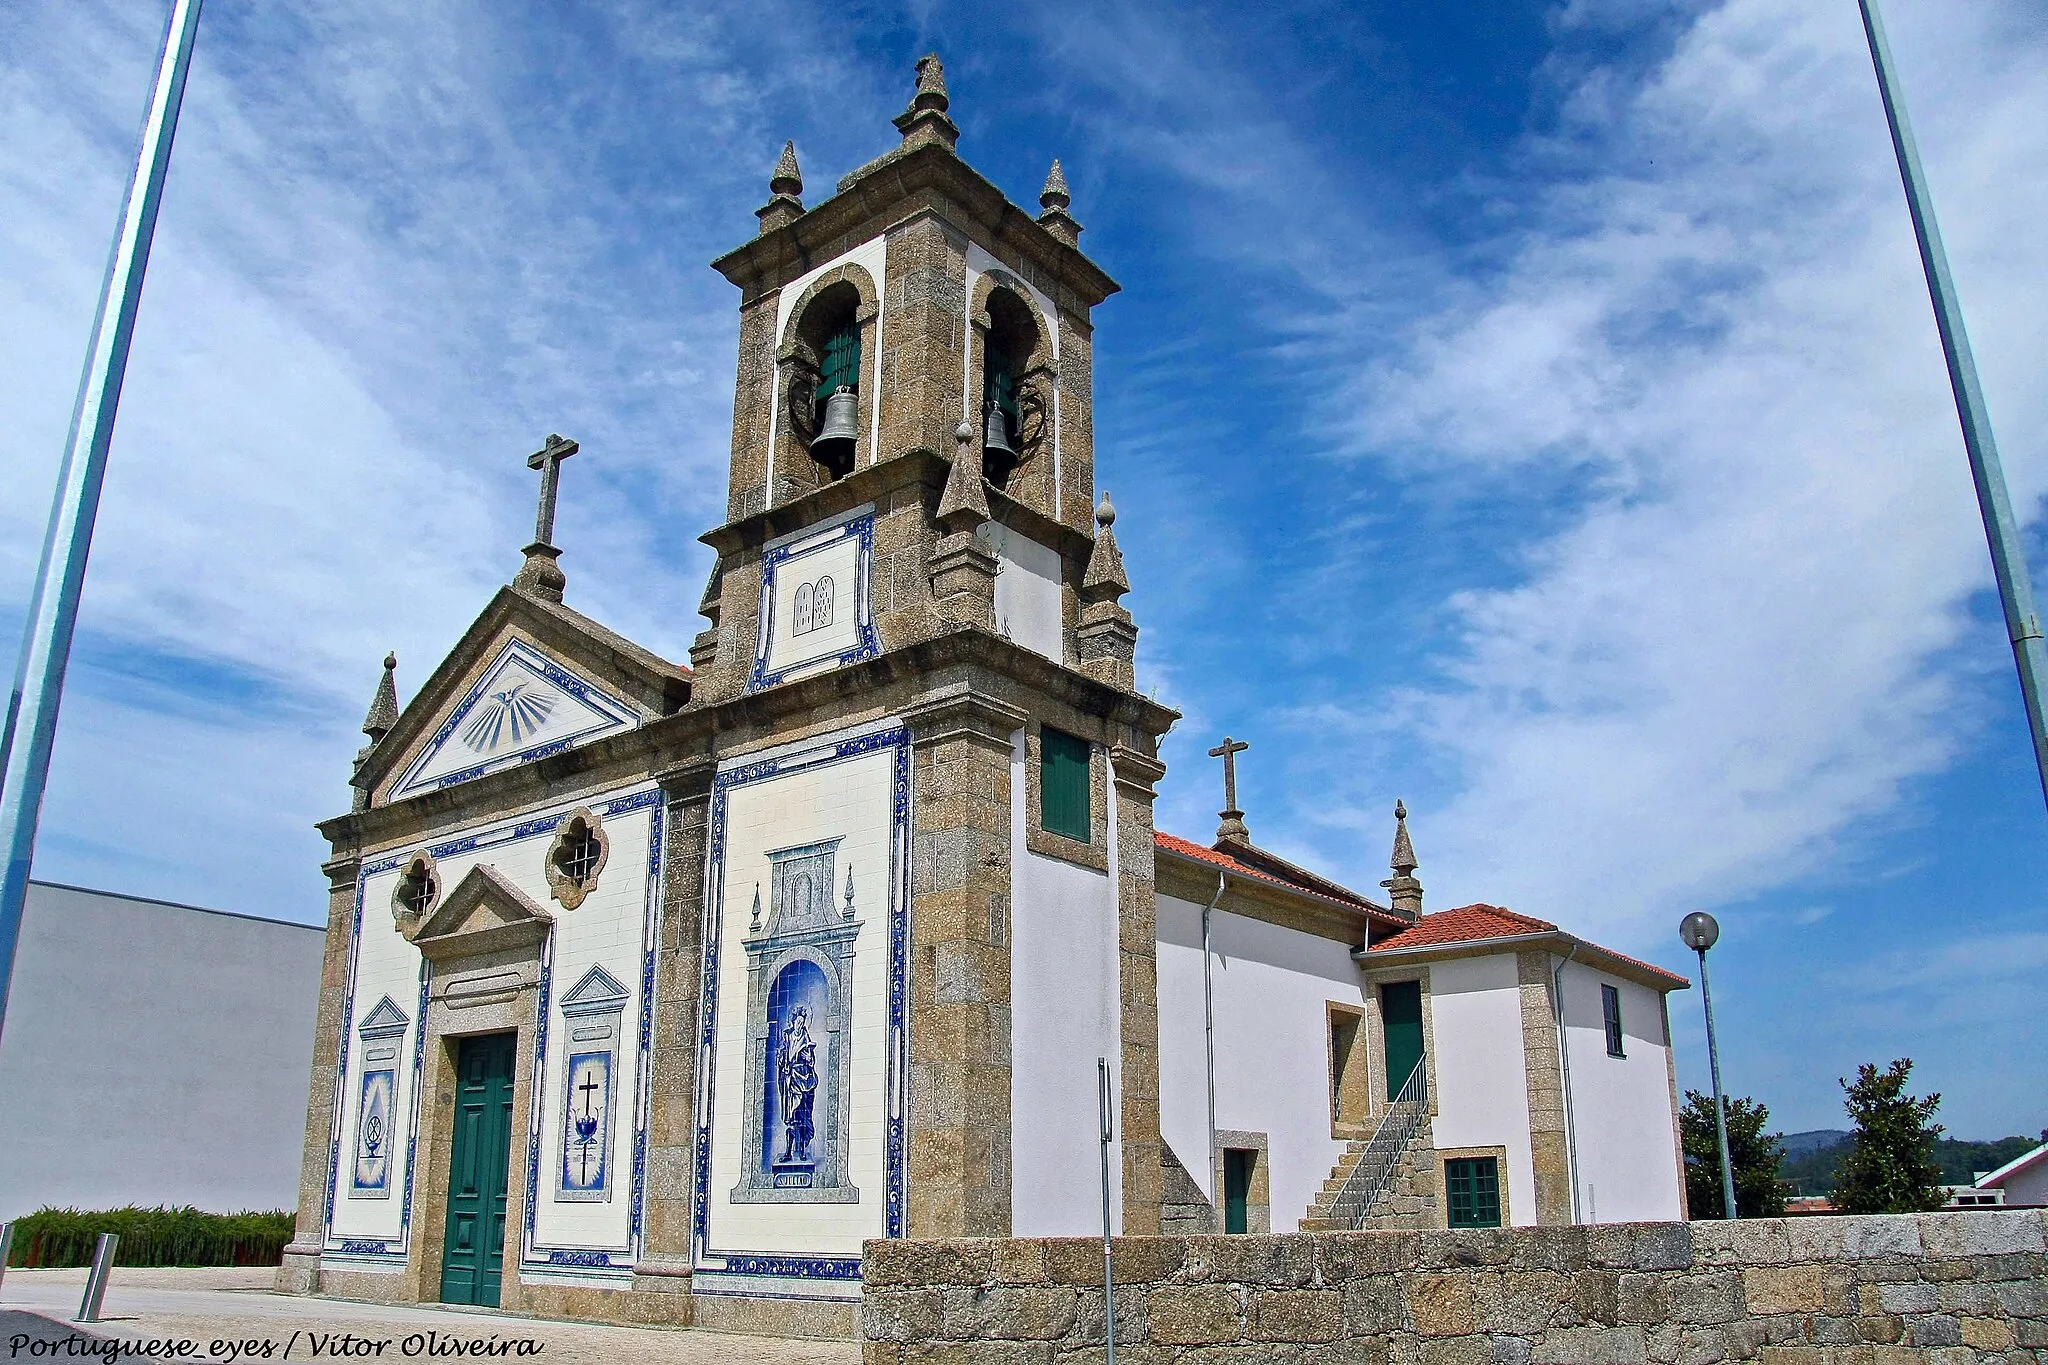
(5, 1207, 294, 1268)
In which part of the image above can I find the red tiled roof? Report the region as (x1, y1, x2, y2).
(1370, 903, 1556, 950)
(1369, 903, 1690, 991)
(1154, 831, 1404, 927)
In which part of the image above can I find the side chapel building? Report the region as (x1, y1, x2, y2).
(281, 56, 1691, 1337)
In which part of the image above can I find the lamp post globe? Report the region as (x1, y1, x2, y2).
(1680, 911, 1738, 1219)
(1679, 911, 1719, 953)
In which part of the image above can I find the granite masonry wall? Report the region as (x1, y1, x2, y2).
(860, 1211, 2048, 1363)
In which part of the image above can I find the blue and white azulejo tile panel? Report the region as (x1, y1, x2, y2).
(693, 719, 910, 1301)
(748, 506, 880, 692)
(391, 639, 641, 799)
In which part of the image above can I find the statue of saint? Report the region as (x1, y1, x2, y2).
(776, 1005, 819, 1164)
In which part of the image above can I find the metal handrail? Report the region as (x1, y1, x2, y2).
(1328, 1061, 1428, 1228)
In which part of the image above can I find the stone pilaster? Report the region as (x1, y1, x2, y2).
(903, 688, 1027, 1237)
(631, 757, 716, 1321)
(277, 851, 361, 1295)
(1517, 949, 1573, 1225)
(1111, 744, 1167, 1235)
(727, 292, 781, 521)
(878, 214, 967, 463)
(1055, 311, 1097, 533)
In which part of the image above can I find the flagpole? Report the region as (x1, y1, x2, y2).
(1858, 0, 2048, 813)
(0, 0, 204, 1043)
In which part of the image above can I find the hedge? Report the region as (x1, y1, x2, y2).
(4, 1207, 294, 1268)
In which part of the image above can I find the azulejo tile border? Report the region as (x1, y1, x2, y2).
(746, 512, 881, 692)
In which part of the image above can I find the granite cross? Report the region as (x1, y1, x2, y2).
(527, 433, 579, 548)
(1208, 736, 1248, 814)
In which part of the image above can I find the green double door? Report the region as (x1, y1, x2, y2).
(440, 1033, 516, 1306)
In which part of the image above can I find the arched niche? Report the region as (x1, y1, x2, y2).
(969, 271, 1059, 515)
(774, 264, 881, 501)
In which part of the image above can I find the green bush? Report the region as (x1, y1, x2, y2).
(4, 1207, 294, 1268)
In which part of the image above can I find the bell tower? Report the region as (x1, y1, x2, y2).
(677, 51, 1177, 1262)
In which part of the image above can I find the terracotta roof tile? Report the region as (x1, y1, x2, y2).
(1369, 903, 1690, 991)
(1154, 831, 1405, 927)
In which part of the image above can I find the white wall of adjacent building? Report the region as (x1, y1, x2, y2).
(1423, 953, 1541, 1227)
(1156, 890, 1359, 1230)
(1009, 734, 1122, 1237)
(0, 881, 323, 1220)
(1556, 960, 1685, 1224)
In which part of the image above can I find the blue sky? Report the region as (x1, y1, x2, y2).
(4, 0, 2044, 1141)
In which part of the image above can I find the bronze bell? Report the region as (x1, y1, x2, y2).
(811, 385, 858, 476)
(982, 397, 1019, 484)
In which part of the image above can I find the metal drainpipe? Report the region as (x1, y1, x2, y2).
(1552, 942, 1585, 1224)
(1202, 870, 1226, 1225)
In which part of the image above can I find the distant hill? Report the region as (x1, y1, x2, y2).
(1778, 1129, 1850, 1158)
(1775, 1129, 2041, 1197)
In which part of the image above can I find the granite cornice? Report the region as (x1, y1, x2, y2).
(710, 142, 1118, 309)
(699, 449, 947, 556)
(697, 447, 1094, 566)
(318, 703, 717, 855)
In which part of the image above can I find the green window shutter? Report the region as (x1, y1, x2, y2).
(1039, 727, 1091, 842)
(1602, 983, 1625, 1057)
(820, 324, 861, 397)
(1222, 1149, 1253, 1234)
(1445, 1157, 1502, 1228)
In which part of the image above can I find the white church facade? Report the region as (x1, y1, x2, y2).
(281, 55, 1689, 1337)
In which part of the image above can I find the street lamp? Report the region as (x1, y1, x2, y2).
(1680, 911, 1738, 1220)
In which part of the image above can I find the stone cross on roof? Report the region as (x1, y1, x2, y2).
(527, 432, 578, 548)
(1209, 735, 1251, 845)
(514, 433, 578, 603)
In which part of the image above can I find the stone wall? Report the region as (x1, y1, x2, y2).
(860, 1211, 2048, 1362)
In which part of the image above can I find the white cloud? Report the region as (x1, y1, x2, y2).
(1301, 0, 2048, 950)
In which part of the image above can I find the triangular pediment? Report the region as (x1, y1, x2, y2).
(559, 964, 628, 1016)
(350, 587, 690, 813)
(356, 995, 409, 1037)
(411, 863, 552, 963)
(389, 638, 641, 800)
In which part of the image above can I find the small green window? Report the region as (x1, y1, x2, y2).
(1445, 1157, 1502, 1228)
(1601, 983, 1625, 1058)
(1039, 727, 1091, 842)
(819, 323, 861, 399)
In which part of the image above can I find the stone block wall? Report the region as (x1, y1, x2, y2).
(861, 1211, 2048, 1362)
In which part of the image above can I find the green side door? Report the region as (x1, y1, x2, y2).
(440, 1032, 517, 1306)
(1381, 980, 1424, 1102)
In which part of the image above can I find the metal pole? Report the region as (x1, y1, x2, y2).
(75, 1233, 118, 1323)
(0, 0, 204, 1047)
(1201, 871, 1224, 1225)
(1696, 947, 1738, 1219)
(1097, 1057, 1115, 1365)
(1859, 0, 2048, 812)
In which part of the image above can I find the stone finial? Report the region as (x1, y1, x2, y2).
(893, 52, 960, 151)
(771, 140, 803, 197)
(362, 652, 399, 743)
(757, 140, 806, 233)
(937, 419, 992, 531)
(1040, 159, 1070, 210)
(1080, 491, 1129, 603)
(1037, 158, 1083, 247)
(1381, 800, 1423, 917)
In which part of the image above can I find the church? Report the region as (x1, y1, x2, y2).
(279, 55, 1690, 1338)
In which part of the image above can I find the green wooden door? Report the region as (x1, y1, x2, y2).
(1381, 981, 1424, 1102)
(1222, 1149, 1253, 1235)
(440, 1033, 517, 1306)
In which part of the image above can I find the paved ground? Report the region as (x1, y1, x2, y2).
(0, 1268, 855, 1365)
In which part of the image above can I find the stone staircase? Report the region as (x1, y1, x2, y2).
(1299, 1063, 1438, 1231)
(1301, 1127, 1440, 1230)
